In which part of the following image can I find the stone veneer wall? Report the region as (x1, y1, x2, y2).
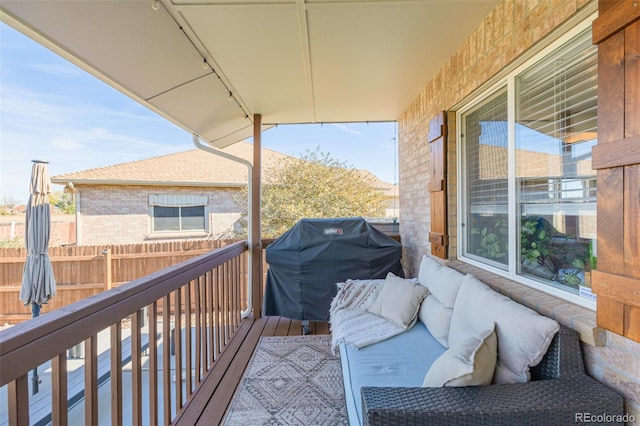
(397, 0, 639, 421)
(76, 185, 243, 245)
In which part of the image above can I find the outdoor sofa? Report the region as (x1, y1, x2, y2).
(331, 255, 624, 426)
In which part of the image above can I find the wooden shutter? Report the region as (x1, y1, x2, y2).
(428, 111, 448, 259)
(591, 0, 640, 342)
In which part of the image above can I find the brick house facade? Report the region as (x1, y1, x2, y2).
(397, 0, 639, 420)
(72, 185, 242, 245)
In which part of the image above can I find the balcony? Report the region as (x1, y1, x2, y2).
(0, 240, 330, 425)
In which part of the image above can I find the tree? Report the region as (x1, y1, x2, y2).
(0, 196, 19, 214)
(238, 148, 387, 238)
(49, 191, 75, 214)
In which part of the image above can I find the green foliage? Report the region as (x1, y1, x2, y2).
(0, 237, 24, 248)
(237, 148, 386, 238)
(520, 218, 552, 265)
(559, 259, 587, 289)
(49, 191, 75, 214)
(1, 197, 19, 214)
(469, 216, 508, 262)
(470, 215, 594, 289)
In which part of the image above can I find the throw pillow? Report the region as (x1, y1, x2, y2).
(418, 295, 454, 347)
(366, 272, 428, 327)
(416, 255, 465, 347)
(422, 325, 497, 387)
(449, 274, 560, 384)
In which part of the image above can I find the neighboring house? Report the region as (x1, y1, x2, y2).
(51, 142, 397, 245)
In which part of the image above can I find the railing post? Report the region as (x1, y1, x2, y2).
(103, 247, 112, 290)
(251, 114, 263, 319)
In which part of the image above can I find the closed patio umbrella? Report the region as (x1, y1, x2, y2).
(19, 160, 56, 394)
(19, 160, 56, 313)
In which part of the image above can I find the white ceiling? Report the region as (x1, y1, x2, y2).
(1, 0, 498, 148)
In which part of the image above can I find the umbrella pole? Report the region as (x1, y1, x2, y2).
(31, 303, 41, 394)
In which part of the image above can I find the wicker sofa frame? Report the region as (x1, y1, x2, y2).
(361, 326, 624, 425)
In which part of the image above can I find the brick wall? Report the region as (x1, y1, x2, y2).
(77, 185, 243, 245)
(397, 0, 639, 421)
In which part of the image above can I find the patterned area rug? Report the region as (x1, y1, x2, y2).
(222, 335, 348, 425)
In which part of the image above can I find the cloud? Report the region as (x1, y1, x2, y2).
(30, 63, 83, 78)
(51, 138, 85, 151)
(330, 123, 364, 136)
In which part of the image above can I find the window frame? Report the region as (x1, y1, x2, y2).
(456, 16, 597, 310)
(147, 193, 209, 239)
(151, 205, 206, 232)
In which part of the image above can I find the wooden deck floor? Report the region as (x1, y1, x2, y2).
(173, 316, 330, 426)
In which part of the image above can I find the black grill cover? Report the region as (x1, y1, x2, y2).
(263, 217, 403, 321)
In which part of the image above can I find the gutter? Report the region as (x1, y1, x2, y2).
(50, 179, 249, 188)
(193, 135, 253, 319)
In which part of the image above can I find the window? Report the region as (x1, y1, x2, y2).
(152, 205, 205, 232)
(149, 194, 207, 233)
(463, 89, 509, 269)
(459, 23, 597, 305)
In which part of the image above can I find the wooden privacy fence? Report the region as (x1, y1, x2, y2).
(0, 240, 242, 324)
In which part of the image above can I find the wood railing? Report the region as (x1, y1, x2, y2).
(0, 240, 249, 426)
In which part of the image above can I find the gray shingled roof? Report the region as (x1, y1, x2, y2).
(51, 142, 396, 195)
(51, 142, 287, 187)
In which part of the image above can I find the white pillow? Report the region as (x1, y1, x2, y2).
(417, 255, 465, 307)
(417, 255, 465, 347)
(366, 272, 428, 327)
(422, 325, 497, 387)
(449, 274, 560, 384)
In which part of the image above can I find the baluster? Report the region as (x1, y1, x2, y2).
(217, 266, 224, 354)
(84, 335, 98, 426)
(148, 302, 159, 426)
(194, 276, 202, 383)
(207, 270, 215, 367)
(111, 322, 123, 426)
(162, 294, 172, 425)
(174, 288, 183, 410)
(8, 374, 29, 426)
(200, 276, 208, 372)
(185, 280, 193, 396)
(52, 352, 68, 426)
(132, 310, 143, 425)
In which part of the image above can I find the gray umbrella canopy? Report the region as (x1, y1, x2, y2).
(19, 161, 56, 306)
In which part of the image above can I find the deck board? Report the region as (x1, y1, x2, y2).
(175, 316, 329, 425)
(173, 318, 262, 426)
(274, 317, 292, 336)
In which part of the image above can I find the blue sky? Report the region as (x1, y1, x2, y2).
(0, 23, 398, 205)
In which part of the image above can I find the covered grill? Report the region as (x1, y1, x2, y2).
(263, 217, 402, 327)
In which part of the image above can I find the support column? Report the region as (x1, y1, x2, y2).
(251, 114, 263, 319)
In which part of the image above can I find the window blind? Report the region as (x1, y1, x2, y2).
(465, 90, 509, 213)
(516, 27, 597, 209)
(148, 194, 208, 207)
